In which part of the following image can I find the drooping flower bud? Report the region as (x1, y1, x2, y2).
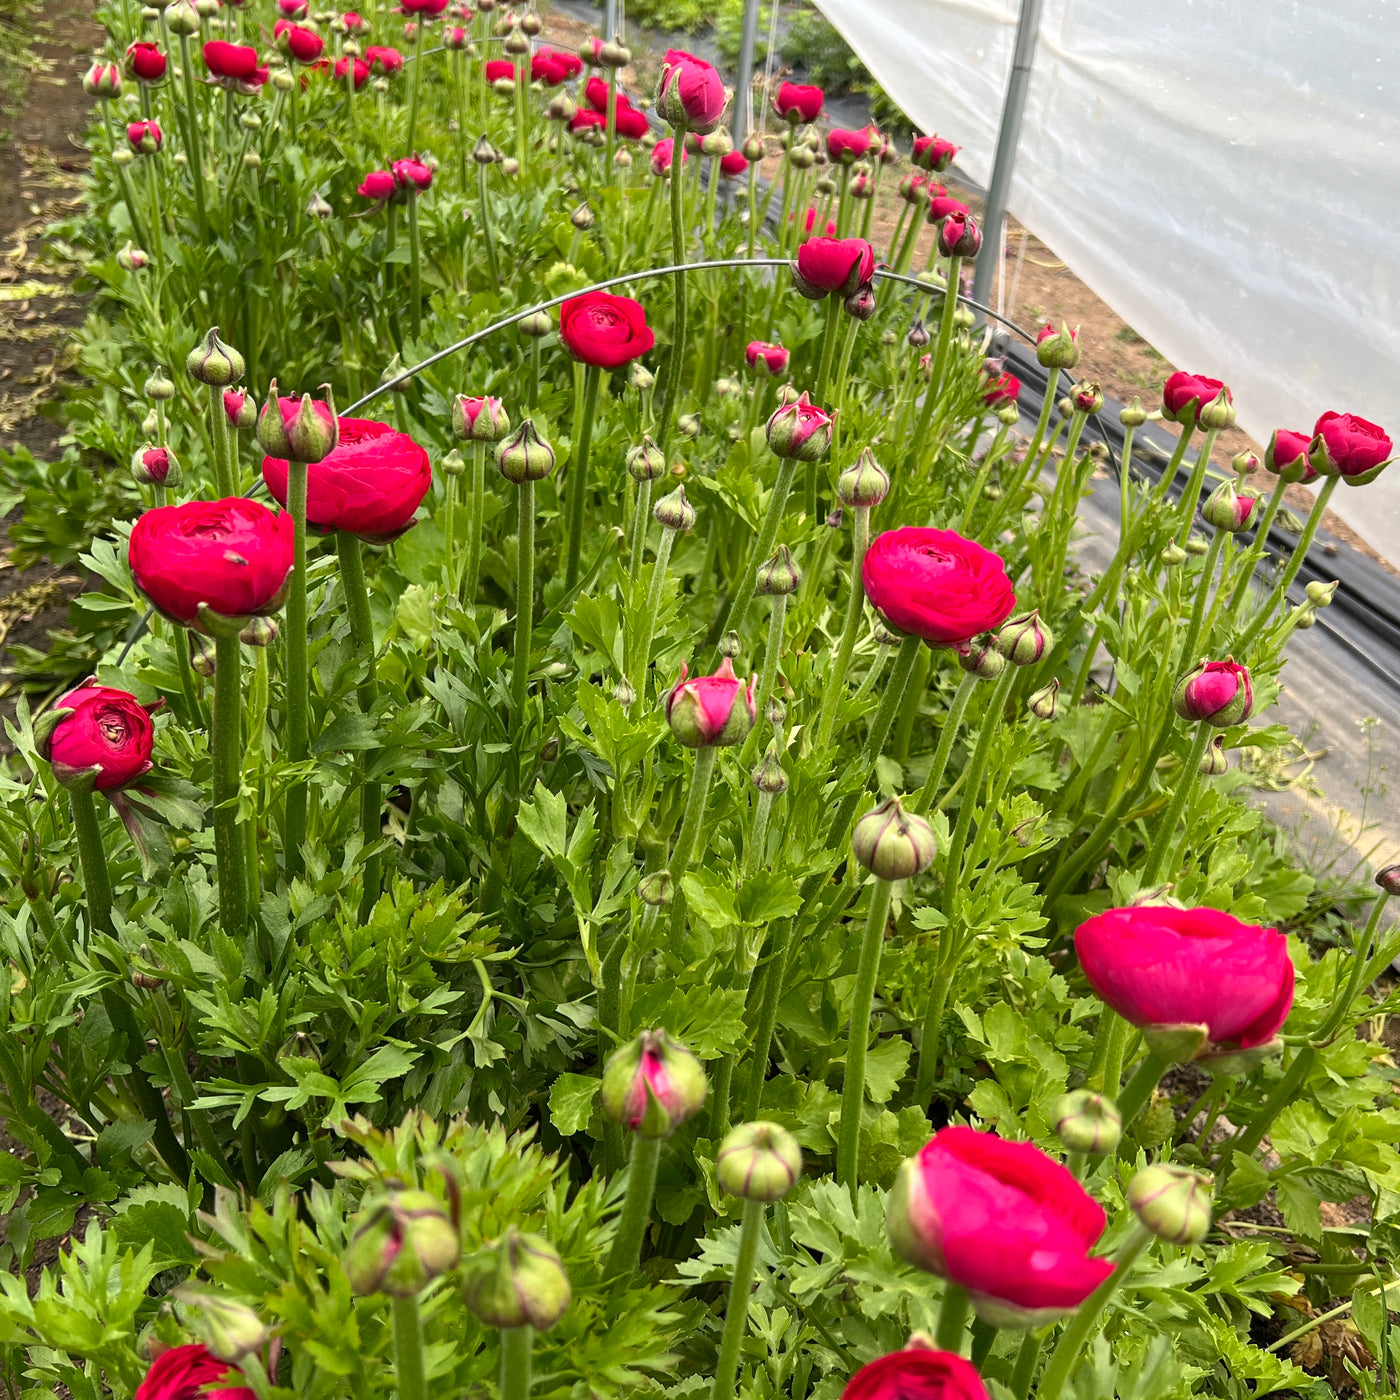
(131, 443, 181, 488)
(600, 1028, 707, 1138)
(1199, 734, 1229, 775)
(765, 391, 833, 461)
(1127, 1164, 1212, 1245)
(718, 630, 742, 659)
(1201, 478, 1258, 533)
(907, 319, 931, 349)
(844, 284, 877, 321)
(665, 657, 756, 747)
(852, 796, 937, 881)
(837, 449, 890, 509)
(453, 393, 510, 443)
(716, 1121, 803, 1202)
(495, 419, 556, 483)
(1172, 658, 1252, 727)
(1027, 677, 1060, 720)
(190, 633, 217, 677)
(626, 437, 666, 483)
(653, 483, 695, 532)
(463, 1228, 571, 1331)
(1035, 322, 1080, 370)
(239, 616, 280, 648)
(1053, 1091, 1121, 1156)
(742, 133, 765, 162)
(344, 1189, 461, 1296)
(996, 610, 1050, 666)
(750, 744, 788, 795)
(186, 327, 245, 386)
(756, 544, 802, 596)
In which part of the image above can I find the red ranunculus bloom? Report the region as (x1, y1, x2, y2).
(484, 58, 516, 83)
(585, 74, 613, 113)
(826, 126, 871, 163)
(1075, 905, 1294, 1052)
(614, 104, 650, 139)
(401, 0, 449, 14)
(45, 684, 154, 791)
(718, 149, 747, 178)
(771, 80, 822, 123)
(927, 192, 969, 223)
(532, 47, 580, 84)
(277, 0, 307, 16)
(665, 657, 756, 747)
(342, 10, 364, 28)
(570, 108, 605, 132)
(796, 206, 836, 239)
(862, 527, 1015, 647)
(1266, 428, 1317, 484)
(912, 133, 959, 171)
(135, 1344, 256, 1400)
(126, 120, 163, 154)
(842, 1346, 990, 1400)
(203, 39, 262, 81)
(1161, 371, 1228, 427)
(275, 19, 324, 62)
(129, 499, 294, 628)
(366, 44, 403, 73)
(558, 291, 655, 370)
(392, 156, 433, 190)
(357, 169, 397, 201)
(125, 40, 167, 82)
(334, 55, 370, 88)
(657, 49, 725, 132)
(1310, 410, 1393, 482)
(1173, 657, 1252, 727)
(262, 418, 432, 542)
(887, 1127, 1114, 1326)
(745, 341, 789, 377)
(794, 235, 875, 297)
(650, 136, 685, 174)
(983, 372, 1020, 407)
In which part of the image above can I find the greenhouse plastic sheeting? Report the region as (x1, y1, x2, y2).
(813, 0, 1400, 562)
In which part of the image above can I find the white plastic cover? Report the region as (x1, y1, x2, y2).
(814, 0, 1400, 562)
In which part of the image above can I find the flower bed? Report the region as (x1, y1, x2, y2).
(0, 7, 1398, 1399)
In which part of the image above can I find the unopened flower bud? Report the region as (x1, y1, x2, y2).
(742, 134, 764, 161)
(837, 449, 889, 509)
(307, 190, 332, 219)
(1172, 658, 1252, 727)
(223, 388, 257, 430)
(1199, 734, 1229, 775)
(996, 610, 1050, 666)
(517, 309, 552, 339)
(1027, 677, 1059, 720)
(756, 544, 801, 596)
(1184, 535, 1209, 556)
(144, 368, 175, 400)
(544, 92, 576, 121)
(1197, 388, 1237, 431)
(1201, 478, 1257, 533)
(907, 319, 930, 349)
(345, 1189, 461, 1296)
(453, 393, 510, 443)
(1119, 397, 1147, 428)
(678, 412, 701, 439)
(1127, 1164, 1212, 1245)
(1072, 382, 1104, 415)
(1233, 449, 1261, 475)
(186, 327, 245, 386)
(814, 173, 836, 196)
(496, 419, 555, 483)
(190, 633, 216, 677)
(1053, 1090, 1121, 1156)
(716, 1121, 802, 1202)
(1160, 542, 1188, 568)
(599, 38, 630, 67)
(519, 8, 542, 34)
(131, 443, 181, 488)
(996, 402, 1020, 427)
(1035, 322, 1080, 370)
(852, 795, 937, 881)
(843, 284, 877, 321)
(750, 744, 788, 795)
(439, 448, 466, 479)
(165, 0, 201, 33)
(257, 382, 339, 463)
(279, 1030, 321, 1064)
(638, 870, 673, 906)
(653, 484, 695, 531)
(570, 200, 594, 230)
(473, 134, 498, 165)
(1056, 396, 1075, 418)
(601, 1028, 707, 1138)
(503, 26, 529, 53)
(718, 630, 741, 659)
(956, 637, 1005, 680)
(630, 361, 655, 391)
(1375, 865, 1400, 897)
(665, 657, 755, 747)
(1292, 603, 1316, 629)
(272, 69, 294, 90)
(130, 943, 164, 989)
(626, 437, 666, 482)
(239, 616, 279, 647)
(1305, 579, 1337, 607)
(766, 392, 832, 462)
(112, 147, 136, 167)
(463, 1227, 571, 1331)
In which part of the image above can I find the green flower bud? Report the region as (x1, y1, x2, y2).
(1197, 388, 1237, 431)
(1053, 1091, 1121, 1156)
(440, 448, 466, 479)
(131, 443, 181, 488)
(1201, 478, 1257, 533)
(1305, 579, 1338, 607)
(678, 412, 702, 439)
(190, 633, 217, 677)
(1127, 1164, 1212, 1245)
(1119, 397, 1147, 428)
(716, 1121, 802, 1202)
(599, 38, 630, 67)
(495, 419, 556, 484)
(1160, 542, 1188, 568)
(502, 26, 529, 53)
(345, 1188, 461, 1297)
(173, 1290, 269, 1362)
(1183, 535, 1209, 556)
(601, 1028, 707, 1138)
(144, 367, 175, 400)
(629, 362, 655, 392)
(756, 544, 802, 596)
(1199, 734, 1229, 775)
(256, 381, 339, 464)
(653, 484, 695, 532)
(996, 609, 1051, 666)
(185, 327, 245, 386)
(750, 743, 788, 795)
(517, 310, 552, 340)
(626, 437, 666, 483)
(837, 447, 890, 509)
(570, 200, 595, 230)
(1027, 677, 1059, 720)
(956, 637, 1005, 680)
(239, 616, 279, 648)
(1035, 323, 1080, 370)
(164, 0, 201, 33)
(996, 402, 1020, 427)
(637, 870, 673, 906)
(852, 795, 937, 881)
(1233, 449, 1261, 475)
(473, 134, 499, 165)
(463, 1227, 571, 1331)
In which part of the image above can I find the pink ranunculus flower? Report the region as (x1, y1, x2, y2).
(745, 341, 789, 378)
(792, 235, 875, 299)
(1172, 657, 1252, 727)
(656, 49, 726, 134)
(665, 657, 756, 747)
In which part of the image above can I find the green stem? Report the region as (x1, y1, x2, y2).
(740, 593, 789, 768)
(512, 479, 536, 727)
(1239, 476, 1338, 652)
(935, 1283, 970, 1354)
(466, 443, 485, 601)
(336, 533, 382, 920)
(1036, 1226, 1153, 1400)
(407, 190, 422, 341)
(1140, 722, 1213, 886)
(1174, 428, 1219, 547)
(656, 137, 689, 454)
(836, 876, 893, 1195)
(212, 633, 248, 940)
(1314, 893, 1391, 1045)
(911, 671, 977, 816)
(628, 524, 678, 713)
(813, 507, 871, 751)
(716, 460, 798, 648)
(1010, 1331, 1041, 1400)
(902, 256, 962, 475)
(1226, 475, 1288, 622)
(710, 1196, 765, 1400)
(406, 18, 424, 154)
(500, 1326, 533, 1400)
(283, 459, 309, 878)
(742, 919, 793, 1121)
(69, 784, 114, 936)
(478, 162, 501, 286)
(1150, 422, 1195, 506)
(175, 34, 208, 231)
(391, 1294, 427, 1400)
(1222, 1045, 1316, 1174)
(807, 296, 843, 520)
(603, 1133, 663, 1277)
(1115, 1052, 1168, 1126)
(565, 364, 603, 589)
(208, 383, 234, 495)
(1177, 527, 1226, 671)
(603, 67, 618, 177)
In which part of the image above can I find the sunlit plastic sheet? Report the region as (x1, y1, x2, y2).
(813, 0, 1400, 562)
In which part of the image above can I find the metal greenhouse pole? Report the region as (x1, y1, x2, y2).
(970, 0, 1045, 312)
(732, 0, 762, 146)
